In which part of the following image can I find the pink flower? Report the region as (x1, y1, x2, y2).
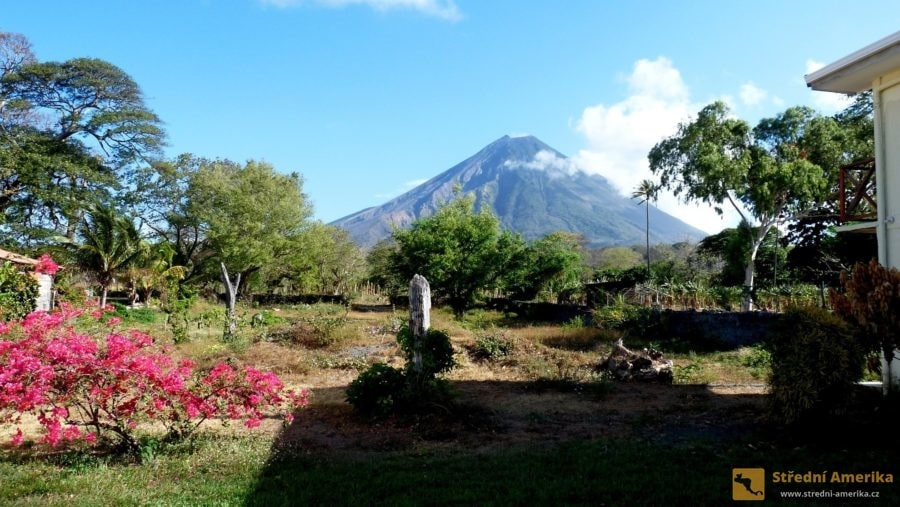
(244, 417, 261, 429)
(11, 428, 23, 446)
(106, 317, 122, 327)
(34, 254, 58, 276)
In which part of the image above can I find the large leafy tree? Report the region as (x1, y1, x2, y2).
(649, 102, 846, 310)
(77, 205, 145, 308)
(185, 159, 312, 294)
(391, 194, 520, 316)
(502, 231, 585, 302)
(0, 31, 164, 243)
(128, 154, 210, 281)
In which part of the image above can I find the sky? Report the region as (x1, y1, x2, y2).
(2, 1, 898, 235)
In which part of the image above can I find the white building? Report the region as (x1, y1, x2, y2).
(806, 30, 900, 392)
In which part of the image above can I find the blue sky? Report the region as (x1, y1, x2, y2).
(2, 1, 897, 234)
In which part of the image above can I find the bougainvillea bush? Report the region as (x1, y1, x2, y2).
(0, 304, 308, 453)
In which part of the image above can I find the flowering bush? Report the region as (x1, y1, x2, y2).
(34, 254, 59, 276)
(0, 305, 309, 452)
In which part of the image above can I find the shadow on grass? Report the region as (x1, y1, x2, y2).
(242, 380, 900, 506)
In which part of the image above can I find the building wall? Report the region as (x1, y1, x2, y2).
(881, 77, 900, 269)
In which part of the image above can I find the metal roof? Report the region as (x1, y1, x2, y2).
(806, 30, 900, 93)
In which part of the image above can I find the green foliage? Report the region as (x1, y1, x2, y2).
(594, 246, 643, 271)
(650, 102, 852, 306)
(161, 283, 197, 344)
(345, 363, 407, 416)
(0, 262, 38, 320)
(740, 345, 772, 379)
(390, 194, 520, 316)
(187, 159, 312, 287)
(502, 231, 585, 302)
(0, 40, 164, 242)
(473, 330, 515, 360)
(77, 204, 145, 308)
(347, 323, 455, 416)
(767, 306, 865, 425)
(111, 302, 159, 324)
(298, 303, 349, 346)
(561, 315, 586, 329)
(396, 325, 455, 377)
(592, 300, 644, 331)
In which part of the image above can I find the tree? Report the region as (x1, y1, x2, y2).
(186, 159, 312, 295)
(391, 194, 520, 316)
(632, 179, 659, 273)
(0, 32, 165, 243)
(593, 246, 643, 271)
(649, 102, 846, 310)
(76, 205, 145, 308)
(502, 231, 585, 302)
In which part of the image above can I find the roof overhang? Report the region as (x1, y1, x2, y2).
(806, 30, 900, 93)
(835, 221, 877, 234)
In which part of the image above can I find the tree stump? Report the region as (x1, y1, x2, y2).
(602, 339, 673, 383)
(408, 274, 431, 381)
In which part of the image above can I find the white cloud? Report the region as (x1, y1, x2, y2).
(572, 57, 741, 235)
(805, 59, 854, 112)
(259, 0, 462, 21)
(503, 150, 579, 176)
(739, 82, 767, 106)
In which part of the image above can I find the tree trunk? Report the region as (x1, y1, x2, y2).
(741, 227, 771, 312)
(100, 285, 108, 309)
(408, 274, 431, 384)
(645, 201, 651, 273)
(221, 263, 241, 340)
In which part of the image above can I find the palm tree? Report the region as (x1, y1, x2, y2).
(632, 179, 659, 274)
(77, 205, 145, 308)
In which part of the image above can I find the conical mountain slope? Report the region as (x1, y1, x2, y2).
(332, 135, 706, 248)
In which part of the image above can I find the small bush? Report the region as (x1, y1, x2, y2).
(298, 303, 349, 346)
(111, 303, 159, 324)
(396, 325, 455, 377)
(347, 323, 456, 417)
(767, 306, 865, 425)
(0, 262, 38, 321)
(561, 315, 586, 329)
(473, 330, 515, 360)
(345, 363, 408, 416)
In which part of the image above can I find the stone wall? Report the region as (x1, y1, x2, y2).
(638, 309, 782, 350)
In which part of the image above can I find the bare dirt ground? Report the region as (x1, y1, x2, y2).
(274, 374, 768, 456)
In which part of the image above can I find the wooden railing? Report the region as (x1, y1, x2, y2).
(839, 158, 877, 222)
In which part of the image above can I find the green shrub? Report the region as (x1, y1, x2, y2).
(396, 325, 455, 377)
(561, 315, 586, 329)
(345, 363, 408, 416)
(347, 323, 456, 417)
(473, 330, 515, 360)
(592, 302, 643, 330)
(111, 303, 159, 324)
(0, 262, 38, 321)
(298, 303, 349, 346)
(767, 306, 865, 425)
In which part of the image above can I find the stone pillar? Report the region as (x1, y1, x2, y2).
(408, 274, 431, 380)
(34, 274, 53, 311)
